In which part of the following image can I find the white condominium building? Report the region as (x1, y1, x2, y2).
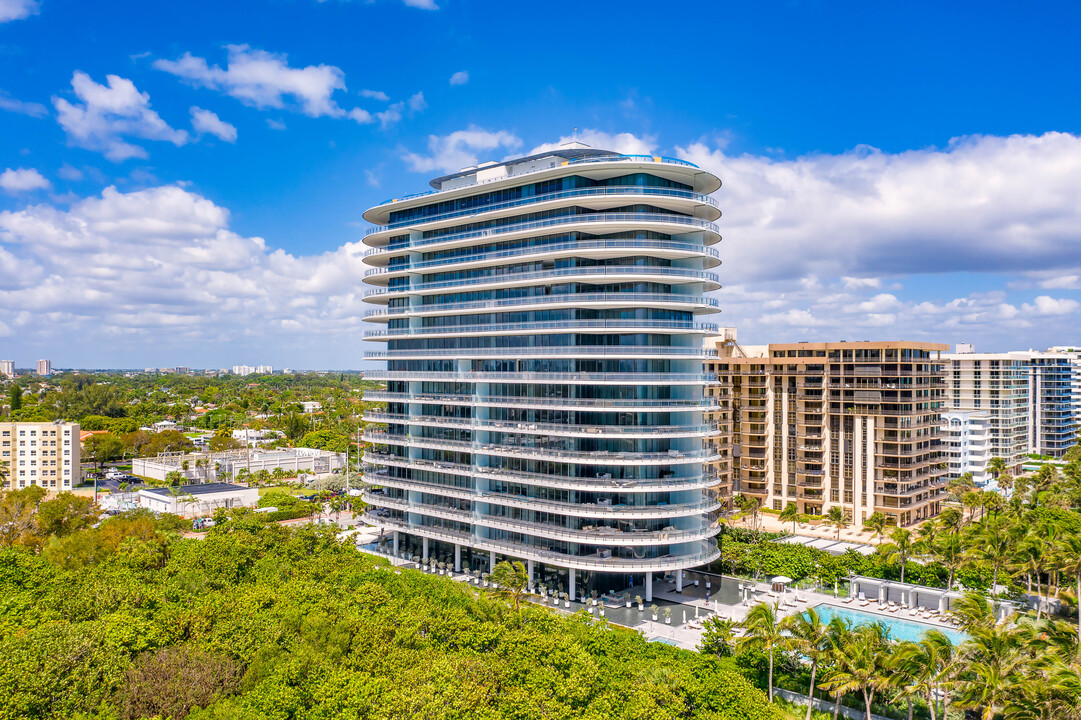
(1024, 350, 1079, 457)
(0, 421, 81, 490)
(941, 410, 992, 485)
(360, 144, 723, 601)
(232, 365, 256, 376)
(256, 365, 274, 374)
(943, 348, 1030, 473)
(36, 359, 52, 376)
(0, 360, 14, 378)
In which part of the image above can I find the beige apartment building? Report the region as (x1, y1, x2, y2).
(706, 338, 948, 527)
(0, 421, 81, 491)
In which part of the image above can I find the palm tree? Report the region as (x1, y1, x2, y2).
(779, 501, 801, 533)
(782, 607, 831, 720)
(893, 630, 955, 720)
(737, 494, 762, 537)
(824, 505, 848, 540)
(1011, 532, 1049, 620)
(0, 459, 8, 486)
(988, 456, 1009, 496)
(821, 624, 889, 720)
(954, 623, 1023, 720)
(881, 527, 914, 584)
(1054, 533, 1081, 643)
(490, 560, 529, 613)
(822, 617, 853, 720)
(966, 516, 1012, 594)
(739, 601, 783, 702)
(862, 511, 888, 544)
(949, 590, 996, 631)
(932, 532, 965, 591)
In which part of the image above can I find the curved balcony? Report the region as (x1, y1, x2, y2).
(362, 391, 720, 411)
(364, 319, 719, 340)
(364, 237, 721, 274)
(365, 212, 721, 258)
(365, 346, 719, 361)
(362, 432, 721, 466)
(367, 495, 716, 547)
(362, 483, 719, 520)
(362, 454, 722, 492)
(363, 413, 718, 438)
(362, 513, 721, 573)
(362, 370, 715, 384)
(362, 266, 722, 302)
(370, 185, 720, 234)
(362, 292, 718, 321)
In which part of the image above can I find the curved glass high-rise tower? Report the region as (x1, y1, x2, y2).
(360, 145, 723, 600)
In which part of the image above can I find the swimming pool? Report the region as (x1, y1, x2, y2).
(810, 604, 967, 645)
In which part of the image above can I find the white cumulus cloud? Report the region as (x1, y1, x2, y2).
(403, 126, 523, 173)
(530, 129, 656, 156)
(0, 90, 47, 117)
(190, 107, 237, 142)
(0, 0, 38, 22)
(0, 167, 50, 192)
(449, 71, 469, 86)
(155, 45, 348, 118)
(53, 72, 188, 161)
(360, 89, 389, 101)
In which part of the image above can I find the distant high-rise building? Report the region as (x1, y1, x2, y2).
(0, 360, 14, 378)
(942, 347, 1030, 474)
(256, 365, 273, 374)
(1024, 351, 1079, 457)
(232, 365, 256, 376)
(710, 339, 949, 527)
(0, 421, 80, 490)
(36, 359, 51, 376)
(941, 410, 993, 485)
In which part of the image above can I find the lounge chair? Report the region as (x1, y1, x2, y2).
(858, 592, 871, 607)
(795, 593, 808, 603)
(841, 596, 854, 604)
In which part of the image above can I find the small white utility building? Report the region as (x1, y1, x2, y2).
(138, 482, 259, 518)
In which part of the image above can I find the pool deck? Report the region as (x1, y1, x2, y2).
(359, 548, 962, 650)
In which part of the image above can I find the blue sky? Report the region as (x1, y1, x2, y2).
(1, 0, 1079, 369)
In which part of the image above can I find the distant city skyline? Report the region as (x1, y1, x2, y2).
(1, 1, 1079, 367)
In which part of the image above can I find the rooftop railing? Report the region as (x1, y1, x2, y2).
(369, 185, 718, 232)
(364, 319, 718, 339)
(365, 347, 719, 360)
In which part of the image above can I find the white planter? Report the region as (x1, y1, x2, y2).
(588, 607, 594, 615)
(638, 604, 644, 611)
(564, 600, 570, 608)
(600, 609, 605, 617)
(626, 601, 632, 608)
(652, 614, 658, 621)
(591, 599, 597, 606)
(665, 618, 671, 625)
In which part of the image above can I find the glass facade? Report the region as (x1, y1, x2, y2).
(360, 152, 723, 591)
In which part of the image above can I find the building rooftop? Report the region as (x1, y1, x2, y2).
(142, 482, 251, 497)
(427, 147, 617, 189)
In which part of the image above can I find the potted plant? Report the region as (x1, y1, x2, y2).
(412, 555, 420, 569)
(663, 607, 672, 625)
(650, 604, 659, 622)
(590, 590, 598, 607)
(636, 595, 644, 611)
(587, 604, 594, 615)
(481, 572, 489, 588)
(437, 561, 445, 575)
(599, 606, 606, 617)
(563, 593, 570, 609)
(472, 570, 480, 584)
(625, 595, 632, 609)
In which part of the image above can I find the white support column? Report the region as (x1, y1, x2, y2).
(645, 572, 653, 602)
(454, 544, 461, 572)
(527, 559, 534, 583)
(865, 416, 876, 524)
(422, 537, 429, 561)
(676, 570, 683, 593)
(568, 568, 575, 602)
(489, 550, 496, 572)
(939, 594, 948, 614)
(392, 531, 399, 555)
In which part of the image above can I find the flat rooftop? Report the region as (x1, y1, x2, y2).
(142, 482, 251, 497)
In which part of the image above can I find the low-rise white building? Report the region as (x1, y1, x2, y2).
(131, 447, 345, 482)
(232, 365, 256, 376)
(0, 360, 14, 378)
(941, 410, 993, 486)
(139, 482, 259, 518)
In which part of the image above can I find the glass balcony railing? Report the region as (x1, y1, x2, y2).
(361, 480, 719, 519)
(362, 371, 713, 384)
(363, 292, 719, 319)
(364, 238, 720, 275)
(362, 391, 721, 410)
(364, 265, 721, 298)
(366, 347, 719, 360)
(366, 212, 720, 256)
(364, 452, 720, 490)
(364, 319, 718, 339)
(363, 432, 721, 465)
(363, 412, 718, 437)
(369, 185, 719, 232)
